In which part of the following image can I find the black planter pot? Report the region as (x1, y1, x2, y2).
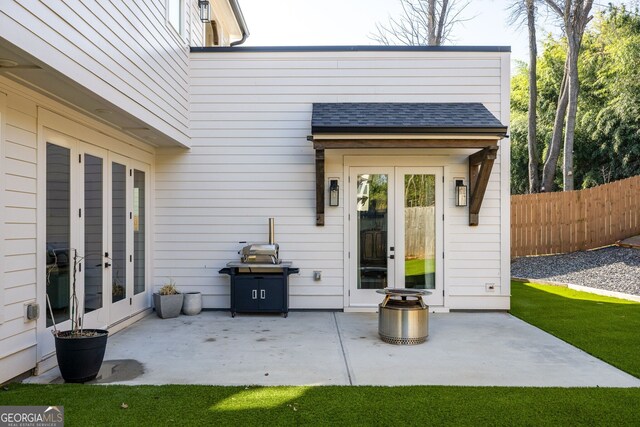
(54, 329, 109, 383)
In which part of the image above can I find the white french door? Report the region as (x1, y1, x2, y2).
(349, 166, 443, 308)
(109, 154, 149, 321)
(41, 132, 149, 358)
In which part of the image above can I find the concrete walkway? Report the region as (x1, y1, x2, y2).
(29, 311, 640, 387)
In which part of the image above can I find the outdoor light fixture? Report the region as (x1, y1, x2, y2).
(198, 0, 211, 23)
(329, 179, 340, 207)
(455, 179, 468, 207)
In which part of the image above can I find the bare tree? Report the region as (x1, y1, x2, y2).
(370, 0, 470, 46)
(541, 58, 569, 192)
(542, 0, 594, 191)
(509, 0, 541, 193)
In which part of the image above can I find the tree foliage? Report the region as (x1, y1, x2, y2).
(511, 6, 640, 193)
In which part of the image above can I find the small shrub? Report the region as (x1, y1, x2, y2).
(158, 280, 179, 295)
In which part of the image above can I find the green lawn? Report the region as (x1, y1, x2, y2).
(404, 258, 435, 275)
(3, 280, 639, 426)
(511, 280, 640, 378)
(2, 384, 639, 426)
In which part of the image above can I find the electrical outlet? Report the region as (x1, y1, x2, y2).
(485, 283, 496, 292)
(313, 271, 322, 281)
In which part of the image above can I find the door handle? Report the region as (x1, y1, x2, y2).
(389, 255, 395, 259)
(260, 289, 266, 299)
(104, 262, 111, 268)
(252, 289, 257, 299)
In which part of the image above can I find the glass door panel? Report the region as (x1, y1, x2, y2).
(133, 170, 145, 295)
(46, 143, 71, 327)
(84, 154, 103, 313)
(357, 173, 389, 290)
(403, 174, 436, 289)
(111, 162, 127, 303)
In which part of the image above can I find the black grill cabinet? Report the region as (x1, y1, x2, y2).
(219, 262, 298, 317)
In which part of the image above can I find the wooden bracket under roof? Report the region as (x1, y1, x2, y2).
(468, 147, 498, 226)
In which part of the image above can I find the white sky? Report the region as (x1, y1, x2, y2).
(239, 0, 532, 64)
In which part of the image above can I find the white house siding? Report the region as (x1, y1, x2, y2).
(0, 0, 195, 146)
(164, 48, 510, 311)
(0, 84, 39, 382)
(0, 76, 155, 384)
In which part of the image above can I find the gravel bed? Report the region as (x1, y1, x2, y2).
(511, 246, 640, 296)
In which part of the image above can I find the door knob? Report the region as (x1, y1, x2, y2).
(389, 255, 395, 259)
(104, 262, 112, 268)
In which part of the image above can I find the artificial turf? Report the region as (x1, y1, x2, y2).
(2, 383, 639, 426)
(510, 280, 640, 379)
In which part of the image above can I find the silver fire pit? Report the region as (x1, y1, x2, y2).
(376, 288, 432, 345)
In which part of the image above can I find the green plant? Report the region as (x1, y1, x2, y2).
(158, 280, 179, 296)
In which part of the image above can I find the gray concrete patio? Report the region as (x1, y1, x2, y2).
(29, 311, 640, 387)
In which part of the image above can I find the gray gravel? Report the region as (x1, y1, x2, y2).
(511, 246, 640, 296)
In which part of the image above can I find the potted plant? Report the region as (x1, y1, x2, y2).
(46, 249, 108, 383)
(153, 280, 183, 319)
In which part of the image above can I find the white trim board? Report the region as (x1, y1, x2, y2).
(0, 90, 6, 323)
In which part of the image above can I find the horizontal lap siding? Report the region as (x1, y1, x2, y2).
(0, 0, 192, 144)
(171, 51, 507, 309)
(0, 92, 38, 381)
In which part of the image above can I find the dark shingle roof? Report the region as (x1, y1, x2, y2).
(311, 103, 507, 136)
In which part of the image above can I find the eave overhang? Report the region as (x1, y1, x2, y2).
(310, 102, 508, 227)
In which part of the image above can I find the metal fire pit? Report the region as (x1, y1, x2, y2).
(376, 288, 431, 345)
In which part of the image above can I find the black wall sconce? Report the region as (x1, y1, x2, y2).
(455, 179, 468, 207)
(199, 0, 211, 23)
(329, 179, 339, 207)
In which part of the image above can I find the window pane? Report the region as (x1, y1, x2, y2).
(46, 143, 70, 327)
(84, 154, 103, 313)
(167, 0, 183, 34)
(404, 174, 436, 289)
(112, 162, 127, 303)
(134, 170, 145, 295)
(357, 174, 388, 289)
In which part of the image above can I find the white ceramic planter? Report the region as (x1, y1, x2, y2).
(182, 292, 202, 315)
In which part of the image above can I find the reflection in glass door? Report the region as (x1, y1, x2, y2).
(402, 174, 436, 289)
(84, 154, 104, 313)
(133, 170, 145, 295)
(111, 162, 127, 303)
(357, 173, 390, 290)
(46, 143, 71, 327)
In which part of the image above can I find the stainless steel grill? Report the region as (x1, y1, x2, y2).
(376, 288, 431, 345)
(239, 218, 280, 264)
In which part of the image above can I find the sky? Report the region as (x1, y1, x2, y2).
(237, 0, 638, 70)
(239, 0, 533, 65)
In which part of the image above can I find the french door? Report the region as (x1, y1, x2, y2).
(349, 167, 443, 307)
(42, 133, 148, 356)
(109, 153, 148, 321)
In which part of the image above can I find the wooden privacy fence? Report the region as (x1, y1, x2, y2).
(511, 175, 640, 258)
(405, 206, 435, 259)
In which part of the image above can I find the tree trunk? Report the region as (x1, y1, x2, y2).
(436, 0, 449, 45)
(541, 57, 569, 192)
(563, 40, 581, 191)
(543, 0, 593, 191)
(427, 0, 436, 45)
(526, 0, 539, 193)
